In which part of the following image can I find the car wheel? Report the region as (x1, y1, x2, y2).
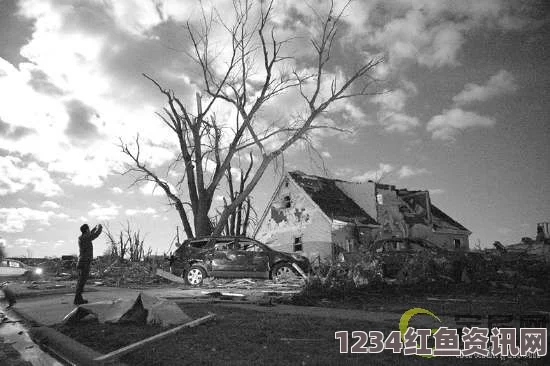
(185, 265, 206, 287)
(271, 262, 296, 281)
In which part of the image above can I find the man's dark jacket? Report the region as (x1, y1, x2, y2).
(78, 226, 102, 263)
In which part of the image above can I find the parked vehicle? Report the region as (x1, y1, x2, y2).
(0, 259, 43, 280)
(173, 236, 310, 286)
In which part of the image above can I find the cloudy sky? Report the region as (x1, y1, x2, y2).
(1, 0, 549, 257)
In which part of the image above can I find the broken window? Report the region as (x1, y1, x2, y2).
(453, 238, 461, 249)
(283, 195, 291, 208)
(293, 236, 303, 252)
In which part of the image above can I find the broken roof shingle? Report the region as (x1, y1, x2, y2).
(289, 171, 378, 225)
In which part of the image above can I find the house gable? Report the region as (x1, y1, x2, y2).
(254, 173, 334, 258)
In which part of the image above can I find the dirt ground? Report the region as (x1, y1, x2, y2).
(54, 297, 549, 365)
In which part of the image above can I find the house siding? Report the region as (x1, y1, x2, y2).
(255, 177, 333, 261)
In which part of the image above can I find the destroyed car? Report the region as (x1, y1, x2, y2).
(0, 259, 43, 280)
(173, 236, 310, 286)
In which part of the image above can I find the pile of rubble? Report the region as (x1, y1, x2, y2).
(331, 243, 550, 295)
(94, 259, 171, 287)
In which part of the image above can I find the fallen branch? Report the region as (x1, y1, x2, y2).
(94, 313, 216, 363)
(292, 263, 308, 280)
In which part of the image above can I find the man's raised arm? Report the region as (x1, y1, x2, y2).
(90, 224, 103, 240)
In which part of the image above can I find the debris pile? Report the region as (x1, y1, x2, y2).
(463, 245, 550, 293)
(307, 241, 550, 294)
(95, 259, 171, 287)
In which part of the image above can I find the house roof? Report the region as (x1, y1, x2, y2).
(430, 204, 470, 232)
(288, 171, 378, 225)
(288, 170, 469, 233)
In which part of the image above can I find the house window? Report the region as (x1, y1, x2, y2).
(283, 195, 291, 208)
(453, 239, 461, 249)
(293, 236, 303, 252)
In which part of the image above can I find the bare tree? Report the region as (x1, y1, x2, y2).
(104, 223, 130, 260)
(104, 221, 147, 262)
(121, 0, 384, 238)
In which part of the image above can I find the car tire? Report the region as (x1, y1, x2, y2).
(270, 262, 296, 281)
(185, 265, 206, 287)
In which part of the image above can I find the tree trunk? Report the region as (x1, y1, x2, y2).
(194, 200, 213, 237)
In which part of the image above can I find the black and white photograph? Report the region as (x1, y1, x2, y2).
(0, 0, 549, 364)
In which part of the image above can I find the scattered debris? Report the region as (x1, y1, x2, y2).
(493, 241, 507, 253)
(155, 268, 185, 284)
(98, 259, 169, 287)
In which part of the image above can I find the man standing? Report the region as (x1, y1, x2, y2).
(74, 223, 102, 305)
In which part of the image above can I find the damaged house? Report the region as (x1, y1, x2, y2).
(254, 171, 471, 261)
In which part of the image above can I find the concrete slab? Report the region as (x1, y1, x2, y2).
(0, 309, 63, 366)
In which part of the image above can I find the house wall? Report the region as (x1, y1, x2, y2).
(429, 231, 470, 251)
(255, 177, 333, 261)
(335, 181, 377, 220)
(375, 188, 470, 250)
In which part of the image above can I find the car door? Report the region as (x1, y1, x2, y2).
(210, 239, 248, 272)
(210, 242, 231, 272)
(241, 241, 269, 273)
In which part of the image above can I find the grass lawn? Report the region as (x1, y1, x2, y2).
(54, 302, 548, 365)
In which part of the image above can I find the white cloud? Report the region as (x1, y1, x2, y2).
(372, 89, 419, 133)
(139, 181, 176, 197)
(371, 11, 466, 68)
(429, 188, 445, 195)
(453, 70, 517, 106)
(111, 187, 124, 194)
(0, 156, 63, 197)
(427, 108, 496, 141)
(321, 151, 332, 158)
(125, 207, 157, 216)
(15, 238, 37, 248)
(40, 200, 60, 209)
(88, 202, 120, 221)
(367, 1, 536, 70)
(0, 207, 59, 233)
(352, 163, 394, 182)
(398, 166, 429, 178)
(372, 89, 409, 111)
(334, 167, 354, 178)
(379, 112, 420, 133)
